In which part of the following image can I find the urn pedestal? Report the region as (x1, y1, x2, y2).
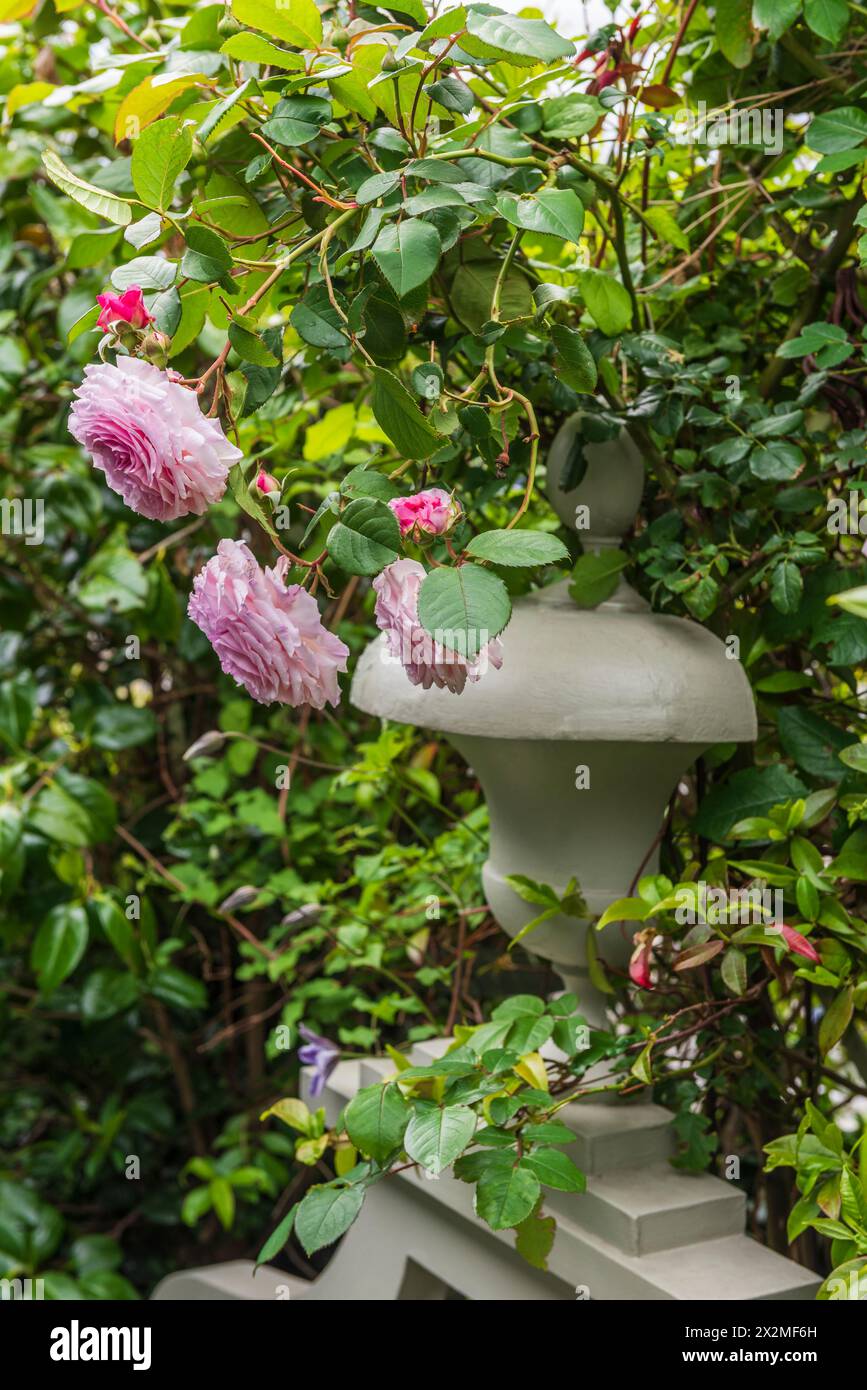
(351, 421, 756, 1022)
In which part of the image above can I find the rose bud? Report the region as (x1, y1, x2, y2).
(96, 285, 153, 334)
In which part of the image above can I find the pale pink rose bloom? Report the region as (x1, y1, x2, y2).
(68, 357, 241, 521)
(372, 558, 502, 695)
(388, 487, 460, 537)
(188, 539, 349, 708)
(96, 285, 153, 332)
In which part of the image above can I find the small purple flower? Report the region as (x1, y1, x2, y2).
(298, 1024, 340, 1098)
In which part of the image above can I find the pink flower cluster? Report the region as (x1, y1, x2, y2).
(188, 540, 349, 708)
(68, 357, 241, 521)
(68, 319, 500, 707)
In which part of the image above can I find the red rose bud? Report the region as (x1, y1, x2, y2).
(629, 937, 653, 989)
(627, 13, 643, 41)
(96, 286, 153, 333)
(780, 924, 821, 964)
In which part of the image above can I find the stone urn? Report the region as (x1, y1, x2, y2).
(351, 418, 757, 1022)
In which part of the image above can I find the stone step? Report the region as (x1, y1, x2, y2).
(559, 1097, 674, 1174)
(553, 1163, 745, 1256)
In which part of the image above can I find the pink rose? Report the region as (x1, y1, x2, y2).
(96, 286, 153, 333)
(779, 924, 821, 964)
(188, 539, 349, 708)
(372, 558, 502, 695)
(68, 357, 241, 521)
(388, 487, 460, 538)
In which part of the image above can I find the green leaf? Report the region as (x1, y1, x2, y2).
(569, 550, 628, 607)
(427, 74, 474, 115)
(327, 498, 400, 577)
(92, 704, 157, 750)
(148, 965, 207, 1011)
(131, 116, 193, 211)
(643, 206, 689, 251)
(220, 33, 306, 68)
(295, 1184, 364, 1256)
(505, 875, 560, 909)
(514, 1207, 556, 1270)
(31, 904, 89, 993)
(521, 1148, 586, 1193)
(111, 256, 176, 293)
(694, 765, 806, 841)
(404, 1102, 477, 1174)
(806, 107, 867, 154)
(576, 268, 633, 335)
(181, 225, 234, 287)
(464, 10, 574, 65)
(151, 286, 181, 336)
(256, 1205, 297, 1266)
(76, 544, 149, 614)
(31, 770, 117, 847)
(210, 1177, 235, 1230)
(721, 948, 749, 996)
(370, 365, 441, 460)
(371, 218, 441, 297)
(829, 584, 867, 619)
(769, 561, 803, 614)
(778, 706, 853, 781)
(451, 260, 533, 333)
(596, 895, 650, 930)
(355, 170, 402, 205)
(80, 969, 139, 1021)
(228, 320, 279, 366)
(752, 0, 801, 40)
(417, 564, 512, 656)
(0, 672, 36, 749)
(541, 94, 602, 139)
(290, 283, 349, 350)
(41, 150, 133, 226)
(261, 95, 330, 147)
(496, 190, 585, 243)
(198, 80, 255, 145)
(475, 1162, 541, 1230)
(231, 0, 323, 48)
(344, 1081, 410, 1164)
(551, 324, 597, 394)
(411, 362, 444, 401)
(93, 895, 137, 971)
(716, 0, 754, 67)
(749, 441, 804, 480)
(818, 985, 854, 1057)
(466, 529, 568, 567)
(818, 1257, 867, 1300)
(804, 0, 849, 43)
